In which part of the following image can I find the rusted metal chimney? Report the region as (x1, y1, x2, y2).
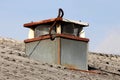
(23, 9, 89, 70)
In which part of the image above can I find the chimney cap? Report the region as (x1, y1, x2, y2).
(24, 17, 89, 28)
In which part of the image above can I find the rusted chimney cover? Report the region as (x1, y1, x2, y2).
(24, 18, 89, 28)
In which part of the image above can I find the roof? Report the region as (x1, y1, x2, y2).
(24, 17, 89, 28)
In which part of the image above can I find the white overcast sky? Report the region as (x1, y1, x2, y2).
(0, 0, 120, 54)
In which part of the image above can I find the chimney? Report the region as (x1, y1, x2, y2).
(23, 9, 89, 70)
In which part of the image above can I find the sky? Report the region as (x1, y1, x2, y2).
(0, 0, 120, 54)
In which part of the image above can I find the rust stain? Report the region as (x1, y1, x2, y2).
(57, 38, 61, 65)
(24, 34, 89, 43)
(63, 64, 77, 70)
(57, 34, 89, 42)
(24, 18, 63, 28)
(63, 64, 102, 74)
(24, 34, 50, 43)
(69, 68, 102, 74)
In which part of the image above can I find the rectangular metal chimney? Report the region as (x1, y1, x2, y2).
(24, 17, 89, 70)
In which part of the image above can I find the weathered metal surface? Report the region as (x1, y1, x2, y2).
(24, 18, 89, 28)
(24, 35, 50, 43)
(61, 38, 88, 70)
(25, 38, 59, 64)
(63, 18, 89, 26)
(34, 24, 56, 37)
(57, 34, 89, 42)
(24, 18, 62, 28)
(25, 36, 88, 70)
(24, 8, 89, 70)
(24, 34, 89, 43)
